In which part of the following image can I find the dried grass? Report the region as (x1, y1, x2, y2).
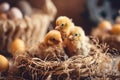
(6, 37, 120, 80)
(92, 28, 120, 52)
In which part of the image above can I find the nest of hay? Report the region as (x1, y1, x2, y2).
(6, 37, 120, 80)
(0, 0, 57, 52)
(92, 28, 120, 52)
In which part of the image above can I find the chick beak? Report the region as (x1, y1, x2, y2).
(57, 38, 62, 43)
(59, 38, 62, 43)
(53, 38, 62, 44)
(55, 26, 60, 30)
(68, 35, 74, 41)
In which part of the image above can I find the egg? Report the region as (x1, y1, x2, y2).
(98, 20, 112, 31)
(110, 24, 120, 35)
(0, 13, 7, 20)
(0, 55, 9, 72)
(0, 2, 10, 12)
(115, 16, 120, 24)
(8, 7, 23, 19)
(118, 61, 120, 71)
(9, 38, 25, 57)
(17, 0, 32, 16)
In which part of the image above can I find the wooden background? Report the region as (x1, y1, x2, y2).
(0, 0, 94, 34)
(29, 0, 92, 34)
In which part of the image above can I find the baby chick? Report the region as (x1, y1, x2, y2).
(64, 26, 91, 57)
(42, 30, 62, 46)
(31, 30, 67, 61)
(55, 16, 74, 40)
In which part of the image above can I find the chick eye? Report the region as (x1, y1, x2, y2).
(50, 37, 56, 41)
(74, 33, 78, 36)
(60, 24, 64, 27)
(74, 33, 80, 37)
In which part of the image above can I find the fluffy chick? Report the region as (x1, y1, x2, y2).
(55, 16, 74, 40)
(42, 30, 62, 46)
(30, 30, 68, 61)
(64, 26, 91, 57)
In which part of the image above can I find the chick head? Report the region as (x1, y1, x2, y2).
(55, 16, 74, 33)
(44, 30, 62, 46)
(68, 26, 85, 41)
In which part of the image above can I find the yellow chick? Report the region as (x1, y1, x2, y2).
(55, 16, 74, 40)
(42, 30, 62, 46)
(31, 30, 68, 61)
(64, 26, 90, 57)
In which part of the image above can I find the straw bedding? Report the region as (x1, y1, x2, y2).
(6, 37, 120, 80)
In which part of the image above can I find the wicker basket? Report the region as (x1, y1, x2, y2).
(0, 0, 57, 52)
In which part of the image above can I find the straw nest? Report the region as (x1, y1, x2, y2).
(6, 37, 120, 80)
(0, 0, 57, 52)
(92, 28, 120, 52)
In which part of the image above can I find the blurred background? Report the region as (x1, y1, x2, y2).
(0, 0, 120, 34)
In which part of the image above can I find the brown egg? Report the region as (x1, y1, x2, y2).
(0, 55, 9, 72)
(110, 24, 120, 35)
(8, 7, 23, 19)
(118, 61, 120, 71)
(9, 38, 25, 57)
(98, 20, 112, 31)
(0, 13, 7, 19)
(17, 0, 32, 16)
(0, 2, 10, 12)
(115, 16, 120, 24)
